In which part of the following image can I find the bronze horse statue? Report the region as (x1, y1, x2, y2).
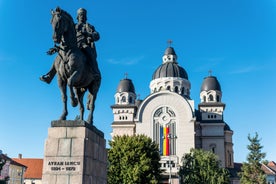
(49, 7, 101, 124)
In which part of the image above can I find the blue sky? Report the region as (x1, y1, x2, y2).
(0, 0, 275, 163)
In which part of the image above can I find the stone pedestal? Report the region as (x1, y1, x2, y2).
(41, 120, 107, 184)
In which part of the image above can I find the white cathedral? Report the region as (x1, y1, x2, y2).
(110, 45, 235, 182)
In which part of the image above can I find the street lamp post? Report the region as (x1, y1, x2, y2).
(167, 133, 177, 184)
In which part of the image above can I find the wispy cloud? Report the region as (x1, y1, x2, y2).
(192, 57, 225, 72)
(107, 56, 144, 66)
(229, 65, 260, 74)
(0, 53, 14, 63)
(205, 57, 225, 63)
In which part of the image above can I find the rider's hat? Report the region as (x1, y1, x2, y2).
(77, 8, 87, 15)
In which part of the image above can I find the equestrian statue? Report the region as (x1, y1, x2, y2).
(40, 7, 101, 124)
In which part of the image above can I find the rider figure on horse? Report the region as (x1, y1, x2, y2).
(40, 8, 101, 84)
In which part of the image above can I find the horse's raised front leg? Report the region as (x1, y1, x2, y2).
(58, 77, 68, 120)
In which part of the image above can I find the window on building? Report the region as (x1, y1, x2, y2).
(121, 96, 126, 102)
(216, 95, 220, 102)
(181, 87, 185, 95)
(212, 147, 215, 153)
(209, 95, 214, 101)
(229, 152, 232, 166)
(209, 144, 216, 153)
(174, 86, 178, 93)
(153, 106, 177, 156)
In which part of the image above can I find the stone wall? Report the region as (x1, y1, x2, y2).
(42, 120, 107, 184)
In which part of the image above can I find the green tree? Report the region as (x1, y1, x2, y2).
(179, 148, 229, 184)
(107, 135, 161, 184)
(239, 132, 266, 184)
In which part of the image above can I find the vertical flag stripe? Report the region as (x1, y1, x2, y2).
(163, 126, 170, 156)
(167, 127, 170, 155)
(160, 126, 163, 155)
(163, 127, 165, 155)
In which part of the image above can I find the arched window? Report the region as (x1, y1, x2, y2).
(166, 86, 171, 91)
(203, 96, 206, 102)
(121, 96, 126, 102)
(129, 96, 133, 103)
(229, 152, 232, 166)
(181, 87, 185, 95)
(174, 86, 178, 93)
(153, 106, 176, 156)
(216, 95, 220, 102)
(208, 95, 214, 101)
(209, 144, 216, 153)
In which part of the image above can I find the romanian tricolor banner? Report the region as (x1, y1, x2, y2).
(160, 126, 170, 156)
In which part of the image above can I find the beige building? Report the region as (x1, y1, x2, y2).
(0, 153, 26, 184)
(111, 46, 235, 183)
(13, 155, 43, 184)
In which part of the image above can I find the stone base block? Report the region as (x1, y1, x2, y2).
(41, 120, 107, 184)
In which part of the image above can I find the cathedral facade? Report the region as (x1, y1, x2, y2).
(111, 46, 234, 182)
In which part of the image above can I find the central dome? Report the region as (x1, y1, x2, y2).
(152, 62, 188, 79)
(152, 47, 188, 80)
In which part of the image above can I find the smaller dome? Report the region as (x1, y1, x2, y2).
(224, 123, 232, 131)
(116, 78, 135, 93)
(164, 47, 176, 55)
(200, 76, 221, 92)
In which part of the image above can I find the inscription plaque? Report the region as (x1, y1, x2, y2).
(44, 158, 82, 174)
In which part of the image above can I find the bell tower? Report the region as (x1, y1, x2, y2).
(111, 76, 137, 138)
(198, 74, 234, 168)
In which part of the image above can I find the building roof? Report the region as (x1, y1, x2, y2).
(116, 78, 135, 93)
(152, 62, 188, 80)
(164, 46, 176, 55)
(200, 76, 221, 92)
(152, 47, 188, 80)
(0, 154, 27, 168)
(263, 161, 276, 174)
(267, 161, 276, 168)
(228, 163, 242, 178)
(13, 158, 43, 179)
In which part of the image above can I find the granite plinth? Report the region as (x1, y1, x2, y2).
(42, 120, 107, 184)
